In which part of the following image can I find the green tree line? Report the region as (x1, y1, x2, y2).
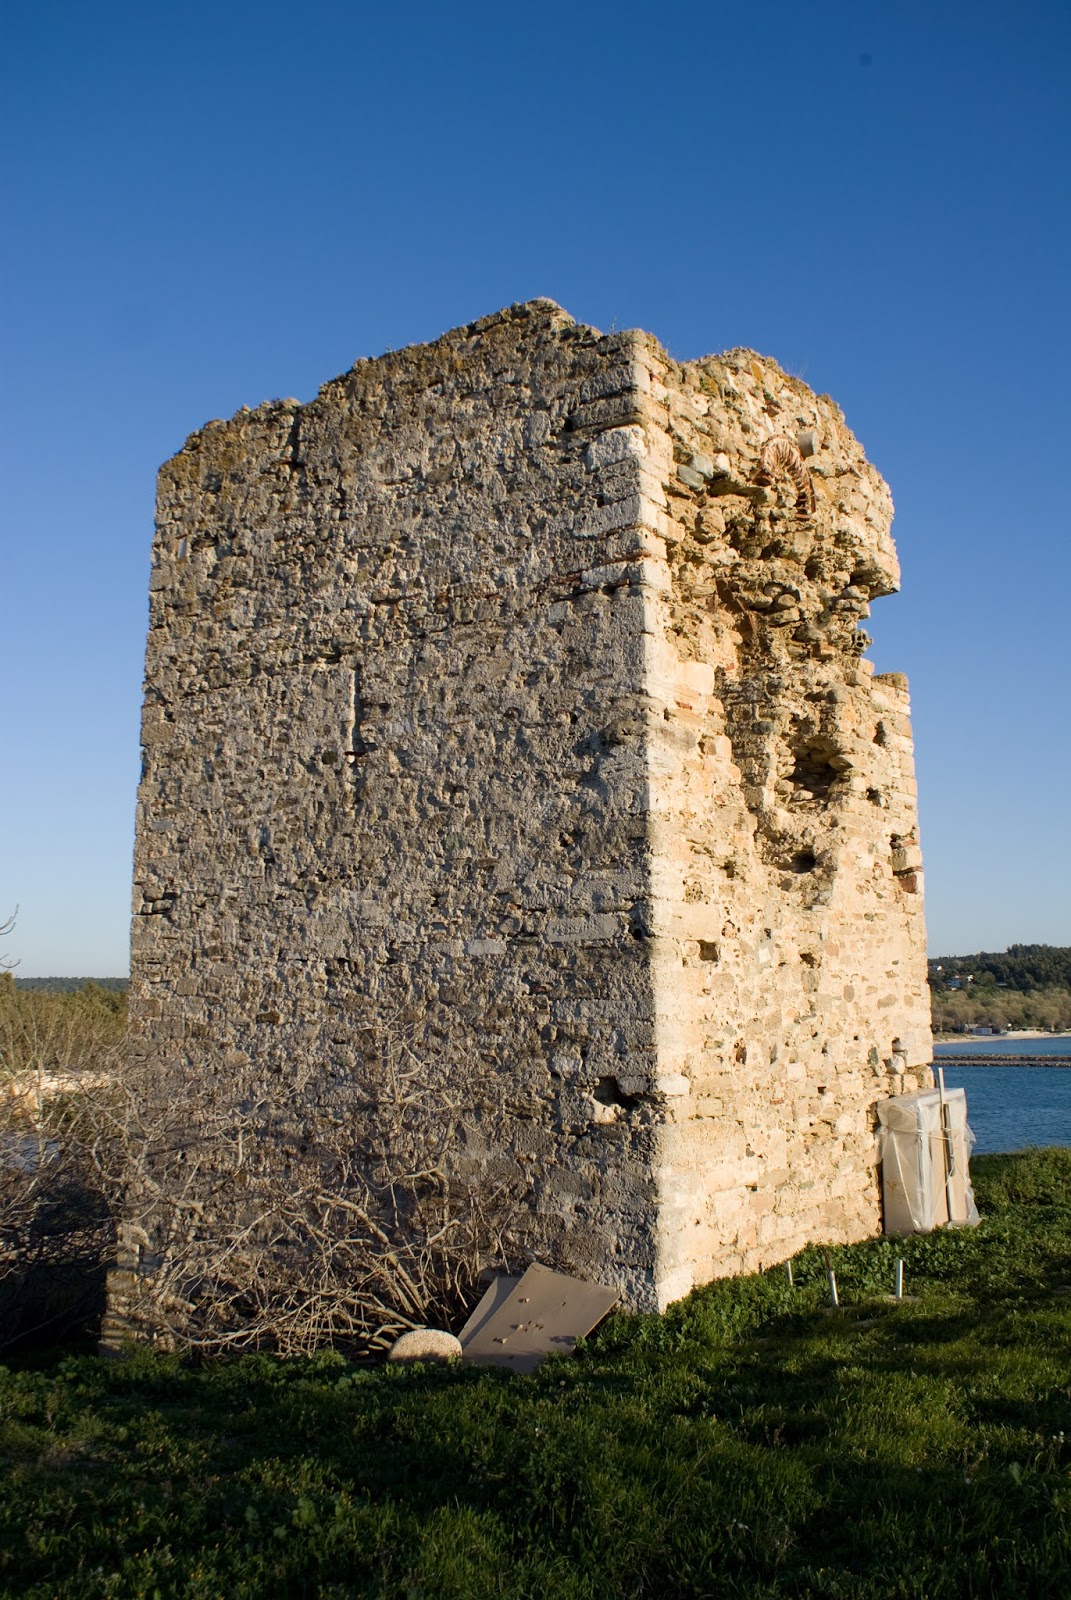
(13, 976, 127, 994)
(928, 945, 1071, 1033)
(930, 983, 1071, 1034)
(928, 943, 1071, 990)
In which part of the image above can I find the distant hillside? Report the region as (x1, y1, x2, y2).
(13, 977, 128, 994)
(929, 945, 1071, 992)
(928, 945, 1071, 1033)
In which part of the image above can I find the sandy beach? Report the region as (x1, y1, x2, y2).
(933, 1029, 1071, 1043)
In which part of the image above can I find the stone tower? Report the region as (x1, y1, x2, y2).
(107, 301, 930, 1342)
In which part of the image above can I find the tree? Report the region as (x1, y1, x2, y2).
(0, 908, 16, 971)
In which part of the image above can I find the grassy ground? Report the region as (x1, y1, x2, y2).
(2, 1149, 1070, 1599)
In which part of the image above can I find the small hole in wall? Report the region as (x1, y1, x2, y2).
(789, 749, 837, 800)
(867, 787, 886, 807)
(734, 1040, 748, 1065)
(593, 1076, 641, 1111)
(874, 722, 888, 746)
(790, 849, 817, 873)
(698, 940, 720, 962)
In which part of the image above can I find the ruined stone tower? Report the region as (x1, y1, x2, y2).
(108, 301, 930, 1343)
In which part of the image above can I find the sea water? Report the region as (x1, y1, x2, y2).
(931, 1037, 1071, 1154)
(934, 1036, 1071, 1059)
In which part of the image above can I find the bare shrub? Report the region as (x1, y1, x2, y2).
(108, 1011, 528, 1356)
(0, 974, 124, 1351)
(3, 953, 526, 1358)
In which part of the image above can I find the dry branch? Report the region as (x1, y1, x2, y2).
(106, 1010, 528, 1356)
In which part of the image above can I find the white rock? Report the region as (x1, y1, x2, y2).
(388, 1328, 463, 1364)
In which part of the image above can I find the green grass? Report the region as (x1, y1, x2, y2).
(3, 1150, 1071, 1598)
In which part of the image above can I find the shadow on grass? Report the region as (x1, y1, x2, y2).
(2, 1147, 1070, 1597)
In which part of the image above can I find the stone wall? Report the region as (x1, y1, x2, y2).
(630, 340, 929, 1301)
(106, 300, 929, 1343)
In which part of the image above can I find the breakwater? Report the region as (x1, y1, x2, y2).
(935, 1054, 1069, 1067)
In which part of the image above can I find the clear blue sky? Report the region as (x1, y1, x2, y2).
(2, 0, 1068, 974)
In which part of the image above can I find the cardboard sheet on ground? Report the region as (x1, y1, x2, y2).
(458, 1264, 619, 1373)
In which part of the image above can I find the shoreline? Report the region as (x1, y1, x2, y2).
(933, 1029, 1071, 1043)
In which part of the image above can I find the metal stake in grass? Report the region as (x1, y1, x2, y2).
(936, 1065, 958, 1226)
(786, 1259, 794, 1287)
(895, 1258, 905, 1299)
(823, 1250, 839, 1308)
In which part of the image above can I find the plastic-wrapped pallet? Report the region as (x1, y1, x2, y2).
(877, 1087, 980, 1235)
